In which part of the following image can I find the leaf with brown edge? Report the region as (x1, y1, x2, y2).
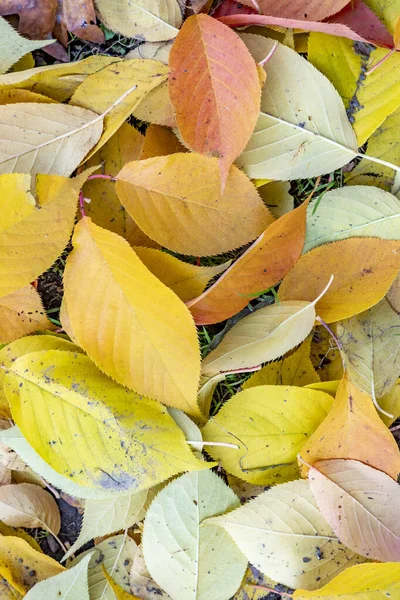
(279, 238, 400, 323)
(0, 483, 60, 536)
(299, 375, 400, 479)
(187, 199, 308, 325)
(169, 14, 261, 187)
(0, 286, 54, 344)
(61, 218, 203, 418)
(116, 153, 272, 256)
(309, 459, 400, 562)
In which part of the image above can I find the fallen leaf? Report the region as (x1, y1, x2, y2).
(201, 296, 327, 377)
(310, 326, 344, 382)
(0, 286, 53, 344)
(116, 154, 272, 256)
(24, 552, 91, 599)
(242, 336, 320, 389)
(133, 80, 177, 128)
(4, 350, 207, 492)
(294, 562, 400, 599)
(53, 0, 104, 46)
(142, 470, 247, 600)
(0, 88, 56, 104)
(61, 218, 202, 417)
(70, 59, 168, 159)
(187, 199, 307, 325)
(304, 186, 400, 253)
(140, 124, 186, 159)
(208, 479, 360, 591)
(169, 14, 261, 186)
(0, 334, 82, 419)
(0, 483, 60, 536)
(0, 170, 94, 298)
(279, 238, 400, 323)
(0, 0, 57, 39)
(309, 459, 400, 562)
(299, 375, 400, 478)
(202, 385, 333, 484)
(328, 0, 394, 47)
(63, 490, 148, 559)
(239, 0, 351, 21)
(388, 271, 400, 313)
(0, 17, 53, 75)
(0, 103, 102, 177)
(0, 536, 64, 595)
(103, 566, 140, 599)
(337, 298, 400, 402)
(130, 544, 173, 600)
(95, 0, 182, 41)
(133, 247, 230, 303)
(363, 0, 400, 33)
(257, 181, 294, 219)
(126, 41, 173, 64)
(236, 36, 358, 180)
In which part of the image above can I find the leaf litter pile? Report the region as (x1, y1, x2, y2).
(1, 0, 400, 598)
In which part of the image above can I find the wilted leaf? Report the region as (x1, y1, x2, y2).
(142, 470, 247, 600)
(304, 186, 400, 253)
(294, 562, 400, 599)
(240, 0, 350, 20)
(242, 336, 320, 389)
(133, 247, 230, 303)
(279, 238, 400, 322)
(202, 386, 333, 485)
(169, 14, 261, 186)
(236, 36, 358, 180)
(209, 479, 360, 591)
(116, 154, 272, 256)
(188, 199, 307, 324)
(70, 59, 168, 158)
(0, 483, 60, 537)
(140, 124, 185, 159)
(0, 334, 82, 419)
(0, 17, 53, 75)
(4, 350, 207, 493)
(337, 298, 400, 401)
(0, 536, 63, 595)
(63, 490, 148, 559)
(24, 551, 92, 599)
(62, 218, 202, 417)
(0, 286, 53, 344)
(201, 296, 327, 376)
(309, 459, 400, 562)
(0, 170, 94, 298)
(299, 375, 400, 478)
(95, 0, 182, 41)
(0, 103, 102, 177)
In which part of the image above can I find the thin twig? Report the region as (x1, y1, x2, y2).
(315, 316, 343, 351)
(87, 174, 117, 182)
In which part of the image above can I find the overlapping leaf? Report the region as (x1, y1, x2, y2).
(0, 286, 53, 344)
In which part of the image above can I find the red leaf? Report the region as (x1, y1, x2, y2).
(239, 0, 351, 21)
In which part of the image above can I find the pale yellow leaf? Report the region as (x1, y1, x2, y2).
(130, 545, 173, 600)
(0, 17, 53, 76)
(0, 286, 53, 344)
(126, 41, 172, 64)
(62, 218, 202, 417)
(24, 551, 91, 599)
(133, 80, 177, 128)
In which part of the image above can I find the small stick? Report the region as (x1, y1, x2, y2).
(251, 0, 262, 13)
(315, 316, 343, 351)
(78, 189, 86, 218)
(86, 174, 117, 182)
(390, 423, 400, 432)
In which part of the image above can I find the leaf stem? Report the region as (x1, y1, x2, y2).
(365, 48, 396, 75)
(79, 189, 86, 218)
(87, 174, 117, 182)
(187, 440, 239, 449)
(250, 584, 293, 597)
(356, 152, 400, 172)
(258, 41, 279, 66)
(315, 316, 343, 351)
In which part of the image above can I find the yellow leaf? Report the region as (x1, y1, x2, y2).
(294, 562, 400, 599)
(388, 271, 400, 312)
(243, 336, 320, 389)
(299, 375, 400, 479)
(62, 218, 202, 417)
(0, 286, 54, 344)
(279, 238, 400, 323)
(0, 483, 61, 536)
(126, 41, 172, 64)
(0, 89, 56, 104)
(0, 104, 102, 177)
(306, 380, 340, 397)
(0, 56, 118, 101)
(102, 566, 140, 599)
(116, 153, 272, 256)
(133, 247, 230, 303)
(133, 80, 177, 128)
(257, 181, 294, 219)
(140, 124, 185, 159)
(0, 536, 63, 595)
(95, 0, 182, 41)
(0, 522, 42, 553)
(379, 380, 400, 427)
(0, 17, 53, 76)
(0, 170, 93, 298)
(202, 386, 333, 485)
(4, 350, 207, 492)
(82, 123, 159, 247)
(310, 325, 344, 382)
(70, 59, 168, 159)
(0, 334, 82, 419)
(364, 0, 400, 33)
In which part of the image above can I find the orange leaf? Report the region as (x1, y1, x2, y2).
(140, 124, 186, 159)
(279, 238, 400, 323)
(0, 286, 54, 344)
(299, 375, 400, 480)
(169, 14, 261, 187)
(187, 200, 308, 324)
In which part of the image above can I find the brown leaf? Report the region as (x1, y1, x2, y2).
(0, 483, 61, 535)
(0, 0, 57, 39)
(53, 0, 104, 46)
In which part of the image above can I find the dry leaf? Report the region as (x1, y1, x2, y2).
(188, 199, 307, 325)
(0, 17, 53, 75)
(169, 14, 261, 187)
(140, 124, 186, 159)
(0, 286, 53, 344)
(116, 153, 272, 256)
(310, 326, 344, 382)
(299, 375, 400, 479)
(53, 0, 104, 46)
(61, 218, 202, 417)
(0, 483, 60, 535)
(239, 0, 351, 20)
(279, 238, 400, 323)
(309, 459, 400, 562)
